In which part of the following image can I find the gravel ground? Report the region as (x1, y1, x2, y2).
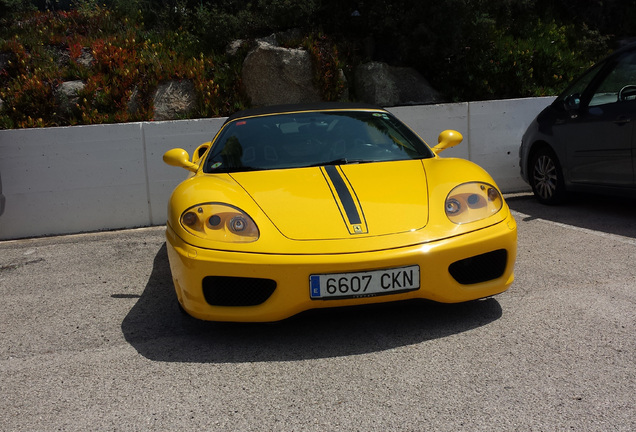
(1, 192, 634, 431)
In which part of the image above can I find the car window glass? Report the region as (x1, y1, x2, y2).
(589, 51, 636, 107)
(556, 61, 603, 109)
(203, 111, 434, 173)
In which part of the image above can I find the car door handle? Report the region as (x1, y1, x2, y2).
(614, 116, 632, 125)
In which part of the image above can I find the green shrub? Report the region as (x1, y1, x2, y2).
(0, 0, 36, 24)
(430, 19, 611, 101)
(0, 0, 623, 129)
(397, 2, 611, 102)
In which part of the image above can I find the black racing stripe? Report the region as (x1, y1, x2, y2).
(324, 165, 361, 225)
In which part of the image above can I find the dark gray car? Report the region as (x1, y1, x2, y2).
(0, 172, 4, 216)
(519, 43, 636, 204)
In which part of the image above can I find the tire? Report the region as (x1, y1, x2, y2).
(529, 147, 565, 205)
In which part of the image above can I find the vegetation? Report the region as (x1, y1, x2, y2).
(1, 0, 633, 129)
(0, 2, 250, 128)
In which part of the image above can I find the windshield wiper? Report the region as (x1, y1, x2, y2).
(309, 158, 374, 167)
(213, 166, 261, 173)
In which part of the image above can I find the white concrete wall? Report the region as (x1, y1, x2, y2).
(388, 97, 556, 192)
(0, 97, 554, 240)
(0, 118, 225, 240)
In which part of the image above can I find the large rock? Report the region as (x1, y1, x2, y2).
(55, 80, 85, 113)
(242, 41, 321, 107)
(74, 47, 95, 68)
(52, 46, 94, 69)
(355, 62, 443, 106)
(153, 80, 197, 121)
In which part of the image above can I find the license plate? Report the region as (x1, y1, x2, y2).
(310, 265, 420, 300)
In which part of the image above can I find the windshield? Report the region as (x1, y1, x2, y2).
(203, 110, 434, 173)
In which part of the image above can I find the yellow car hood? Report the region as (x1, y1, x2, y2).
(231, 160, 428, 240)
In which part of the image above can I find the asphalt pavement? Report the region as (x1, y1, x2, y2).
(1, 192, 634, 431)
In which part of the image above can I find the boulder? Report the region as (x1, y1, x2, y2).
(153, 80, 197, 121)
(75, 47, 95, 68)
(354, 61, 443, 106)
(241, 41, 321, 107)
(127, 87, 142, 117)
(51, 46, 94, 69)
(55, 80, 85, 112)
(226, 39, 246, 56)
(354, 62, 398, 107)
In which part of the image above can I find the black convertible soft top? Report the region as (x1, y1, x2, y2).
(224, 102, 384, 124)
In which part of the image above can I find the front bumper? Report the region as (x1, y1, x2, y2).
(166, 213, 517, 322)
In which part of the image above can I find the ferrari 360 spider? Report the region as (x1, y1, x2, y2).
(163, 103, 517, 322)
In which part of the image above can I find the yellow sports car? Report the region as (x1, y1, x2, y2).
(163, 103, 517, 322)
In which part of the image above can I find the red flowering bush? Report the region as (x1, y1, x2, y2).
(0, 37, 61, 128)
(0, 6, 246, 129)
(304, 34, 347, 102)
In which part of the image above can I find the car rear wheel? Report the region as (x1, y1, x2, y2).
(530, 147, 565, 204)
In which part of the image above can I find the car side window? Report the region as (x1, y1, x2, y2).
(589, 51, 636, 107)
(555, 62, 602, 111)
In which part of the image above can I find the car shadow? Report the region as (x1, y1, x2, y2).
(121, 244, 503, 363)
(507, 192, 636, 239)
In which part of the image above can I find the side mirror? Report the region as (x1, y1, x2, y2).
(432, 130, 463, 155)
(163, 148, 199, 172)
(562, 94, 581, 111)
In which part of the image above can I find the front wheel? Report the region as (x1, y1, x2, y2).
(529, 147, 565, 205)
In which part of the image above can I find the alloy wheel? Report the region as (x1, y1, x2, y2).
(532, 154, 558, 200)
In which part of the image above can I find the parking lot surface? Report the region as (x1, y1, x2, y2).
(1, 193, 634, 431)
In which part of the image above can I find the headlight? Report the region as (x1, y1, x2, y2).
(179, 203, 259, 242)
(445, 182, 503, 224)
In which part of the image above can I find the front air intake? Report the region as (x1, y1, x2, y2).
(202, 276, 276, 306)
(448, 249, 508, 285)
